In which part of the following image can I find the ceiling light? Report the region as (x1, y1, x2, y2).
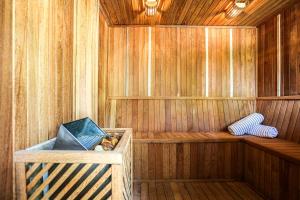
(145, 0, 158, 16)
(225, 0, 249, 18)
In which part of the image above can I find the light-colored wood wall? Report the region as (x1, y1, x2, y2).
(1, 0, 106, 198)
(105, 27, 256, 98)
(14, 0, 103, 149)
(73, 0, 100, 121)
(14, 0, 74, 150)
(102, 26, 257, 128)
(0, 0, 12, 199)
(106, 98, 255, 132)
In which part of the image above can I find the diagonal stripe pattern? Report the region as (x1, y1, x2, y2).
(25, 162, 112, 200)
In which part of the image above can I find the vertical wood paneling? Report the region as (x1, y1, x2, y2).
(245, 144, 300, 200)
(282, 2, 300, 96)
(106, 98, 255, 132)
(233, 28, 257, 97)
(107, 27, 127, 96)
(98, 11, 109, 126)
(258, 1, 300, 97)
(106, 27, 256, 98)
(14, 0, 74, 149)
(257, 17, 278, 97)
(128, 27, 149, 96)
(208, 28, 230, 97)
(134, 140, 243, 180)
(73, 0, 99, 121)
(0, 0, 12, 199)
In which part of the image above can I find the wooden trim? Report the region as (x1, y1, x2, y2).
(256, 95, 300, 100)
(133, 179, 237, 183)
(111, 165, 123, 200)
(108, 96, 256, 100)
(243, 140, 300, 166)
(15, 163, 26, 200)
(133, 138, 242, 144)
(108, 24, 257, 29)
(14, 151, 123, 164)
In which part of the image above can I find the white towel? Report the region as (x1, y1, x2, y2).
(248, 124, 278, 138)
(228, 113, 264, 136)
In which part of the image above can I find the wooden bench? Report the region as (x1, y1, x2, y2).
(133, 132, 300, 199)
(107, 97, 300, 199)
(133, 131, 245, 181)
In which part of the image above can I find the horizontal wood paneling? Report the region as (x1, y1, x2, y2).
(106, 99, 255, 132)
(105, 27, 256, 98)
(245, 144, 300, 200)
(0, 0, 12, 199)
(134, 141, 243, 180)
(257, 99, 300, 143)
(99, 0, 296, 26)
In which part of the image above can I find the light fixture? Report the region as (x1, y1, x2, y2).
(225, 0, 249, 18)
(145, 0, 158, 16)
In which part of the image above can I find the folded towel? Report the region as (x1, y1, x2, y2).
(228, 113, 264, 136)
(248, 124, 278, 138)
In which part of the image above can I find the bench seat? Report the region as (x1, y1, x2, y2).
(133, 131, 243, 143)
(134, 131, 300, 165)
(243, 136, 300, 165)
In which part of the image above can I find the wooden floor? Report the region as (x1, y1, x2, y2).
(133, 181, 264, 200)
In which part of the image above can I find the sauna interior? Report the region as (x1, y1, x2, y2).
(1, 0, 300, 199)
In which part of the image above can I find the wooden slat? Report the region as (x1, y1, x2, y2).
(67, 164, 106, 200)
(41, 164, 80, 200)
(54, 164, 93, 199)
(106, 99, 255, 132)
(133, 181, 263, 199)
(257, 99, 300, 143)
(28, 164, 67, 200)
(106, 26, 256, 99)
(26, 163, 53, 192)
(99, 0, 296, 26)
(82, 166, 112, 199)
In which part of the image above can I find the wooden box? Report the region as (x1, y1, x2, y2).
(14, 128, 132, 200)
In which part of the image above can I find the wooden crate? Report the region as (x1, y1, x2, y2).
(14, 128, 132, 200)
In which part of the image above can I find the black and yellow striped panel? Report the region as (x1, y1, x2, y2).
(25, 163, 112, 200)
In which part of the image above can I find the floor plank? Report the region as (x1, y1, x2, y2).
(134, 181, 264, 200)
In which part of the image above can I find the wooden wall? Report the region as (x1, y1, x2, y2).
(106, 98, 255, 132)
(257, 2, 300, 97)
(134, 141, 243, 180)
(98, 10, 109, 127)
(73, 0, 100, 121)
(257, 17, 278, 97)
(14, 0, 74, 150)
(257, 98, 300, 144)
(102, 27, 257, 130)
(7, 0, 104, 198)
(0, 0, 12, 199)
(282, 3, 300, 96)
(105, 27, 257, 98)
(14, 0, 102, 149)
(245, 144, 300, 200)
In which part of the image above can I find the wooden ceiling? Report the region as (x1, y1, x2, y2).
(99, 0, 296, 26)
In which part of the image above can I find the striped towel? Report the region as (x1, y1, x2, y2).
(248, 125, 278, 138)
(228, 113, 264, 136)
